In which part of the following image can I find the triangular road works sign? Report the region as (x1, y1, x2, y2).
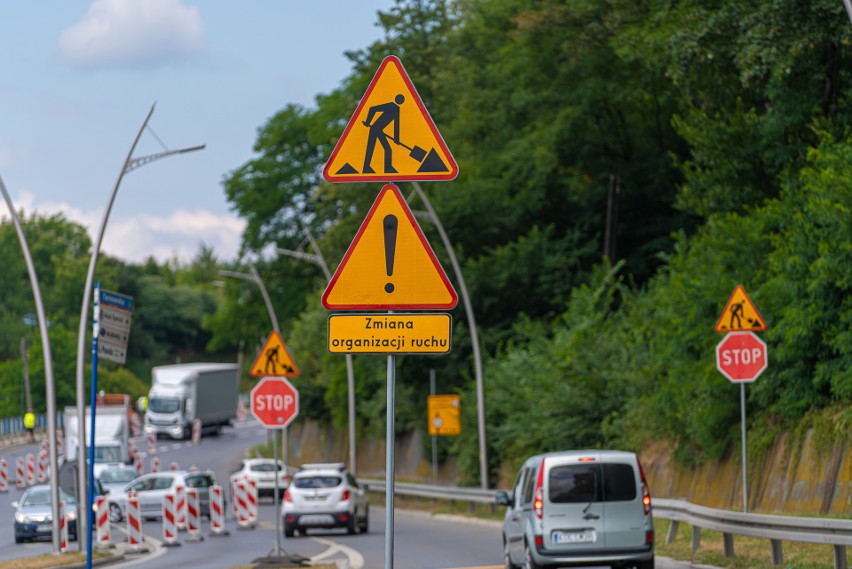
(250, 330, 300, 378)
(323, 55, 458, 183)
(714, 285, 767, 333)
(322, 184, 458, 310)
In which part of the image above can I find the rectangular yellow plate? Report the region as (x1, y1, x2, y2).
(328, 313, 452, 354)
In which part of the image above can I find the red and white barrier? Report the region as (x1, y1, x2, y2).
(162, 494, 180, 546)
(95, 495, 110, 547)
(245, 478, 258, 524)
(209, 485, 227, 536)
(151, 457, 161, 473)
(185, 488, 203, 542)
(147, 434, 156, 456)
(134, 452, 144, 476)
(15, 456, 25, 489)
(37, 450, 48, 483)
(130, 413, 141, 437)
(234, 478, 252, 529)
(25, 453, 36, 486)
(191, 419, 202, 445)
(174, 484, 187, 530)
(128, 438, 137, 455)
(126, 492, 144, 552)
(236, 400, 246, 422)
(0, 458, 8, 493)
(169, 461, 179, 471)
(59, 500, 68, 552)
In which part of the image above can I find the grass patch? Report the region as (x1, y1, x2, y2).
(0, 552, 90, 569)
(655, 518, 838, 569)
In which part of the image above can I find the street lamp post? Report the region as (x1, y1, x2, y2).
(74, 103, 204, 554)
(0, 175, 61, 551)
(276, 223, 358, 475)
(409, 181, 489, 489)
(218, 264, 280, 334)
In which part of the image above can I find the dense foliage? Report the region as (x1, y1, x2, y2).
(1, 0, 849, 487)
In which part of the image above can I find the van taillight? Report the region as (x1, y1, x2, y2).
(534, 458, 545, 519)
(342, 489, 351, 501)
(284, 490, 292, 503)
(637, 458, 652, 515)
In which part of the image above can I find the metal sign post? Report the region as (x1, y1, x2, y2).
(385, 353, 396, 569)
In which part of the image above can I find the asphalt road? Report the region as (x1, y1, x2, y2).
(0, 422, 717, 569)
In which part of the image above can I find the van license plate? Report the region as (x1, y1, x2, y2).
(552, 530, 596, 544)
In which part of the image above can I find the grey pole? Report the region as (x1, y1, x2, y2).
(409, 182, 489, 489)
(430, 369, 437, 485)
(217, 265, 280, 333)
(277, 228, 358, 475)
(74, 104, 204, 549)
(0, 174, 61, 552)
(844, 0, 852, 24)
(385, 353, 396, 569)
(741, 384, 748, 512)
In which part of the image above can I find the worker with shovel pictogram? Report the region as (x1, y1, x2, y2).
(363, 94, 406, 174)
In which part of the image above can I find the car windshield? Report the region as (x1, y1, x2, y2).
(93, 446, 123, 463)
(250, 463, 281, 473)
(149, 397, 181, 414)
(22, 489, 75, 507)
(294, 476, 342, 489)
(100, 469, 136, 484)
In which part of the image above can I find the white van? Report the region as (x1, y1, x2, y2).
(495, 450, 654, 569)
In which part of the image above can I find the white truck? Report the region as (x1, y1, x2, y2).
(144, 362, 240, 440)
(63, 405, 132, 478)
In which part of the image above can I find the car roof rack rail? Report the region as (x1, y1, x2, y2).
(300, 462, 346, 472)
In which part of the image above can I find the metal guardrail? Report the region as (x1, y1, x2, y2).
(361, 479, 852, 569)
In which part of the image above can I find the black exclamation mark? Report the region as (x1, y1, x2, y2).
(383, 214, 398, 293)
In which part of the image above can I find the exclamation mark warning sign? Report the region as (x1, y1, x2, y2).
(322, 184, 458, 310)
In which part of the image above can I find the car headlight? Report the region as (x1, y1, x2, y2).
(15, 512, 29, 524)
(66, 511, 78, 522)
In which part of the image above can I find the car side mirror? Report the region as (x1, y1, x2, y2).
(360, 483, 369, 492)
(10, 501, 18, 509)
(495, 490, 513, 507)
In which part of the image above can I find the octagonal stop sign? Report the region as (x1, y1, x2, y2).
(251, 377, 299, 429)
(716, 331, 768, 383)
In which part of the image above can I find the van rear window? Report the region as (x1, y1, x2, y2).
(549, 463, 637, 503)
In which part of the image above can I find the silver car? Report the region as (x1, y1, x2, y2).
(230, 458, 294, 500)
(97, 466, 138, 496)
(496, 450, 654, 569)
(107, 470, 217, 522)
(12, 485, 79, 543)
(281, 463, 369, 536)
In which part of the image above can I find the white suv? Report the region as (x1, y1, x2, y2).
(496, 450, 654, 569)
(281, 463, 369, 536)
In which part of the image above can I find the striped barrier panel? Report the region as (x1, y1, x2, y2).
(191, 419, 201, 445)
(25, 453, 35, 486)
(234, 479, 253, 529)
(15, 456, 25, 489)
(169, 461, 179, 471)
(245, 478, 258, 524)
(59, 500, 68, 552)
(151, 457, 161, 473)
(37, 450, 48, 483)
(162, 493, 180, 547)
(0, 458, 8, 492)
(209, 485, 228, 537)
(95, 495, 111, 547)
(126, 492, 145, 552)
(185, 488, 203, 542)
(134, 452, 144, 476)
(175, 485, 187, 530)
(147, 434, 156, 455)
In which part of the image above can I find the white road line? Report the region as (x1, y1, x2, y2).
(309, 537, 364, 569)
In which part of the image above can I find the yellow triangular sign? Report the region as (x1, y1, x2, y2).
(249, 331, 300, 378)
(715, 285, 767, 333)
(323, 55, 458, 183)
(322, 184, 458, 310)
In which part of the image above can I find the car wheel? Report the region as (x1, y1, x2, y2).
(523, 540, 542, 569)
(359, 506, 369, 534)
(636, 556, 655, 569)
(108, 503, 123, 523)
(503, 537, 516, 569)
(14, 536, 23, 544)
(346, 513, 358, 535)
(284, 525, 295, 538)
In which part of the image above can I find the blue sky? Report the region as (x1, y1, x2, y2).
(0, 0, 393, 263)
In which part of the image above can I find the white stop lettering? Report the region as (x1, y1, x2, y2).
(255, 393, 294, 412)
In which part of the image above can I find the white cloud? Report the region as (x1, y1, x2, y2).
(57, 0, 206, 70)
(1, 190, 244, 264)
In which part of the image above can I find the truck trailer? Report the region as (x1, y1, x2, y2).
(144, 362, 239, 440)
(63, 405, 132, 478)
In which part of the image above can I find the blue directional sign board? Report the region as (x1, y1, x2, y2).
(100, 289, 134, 311)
